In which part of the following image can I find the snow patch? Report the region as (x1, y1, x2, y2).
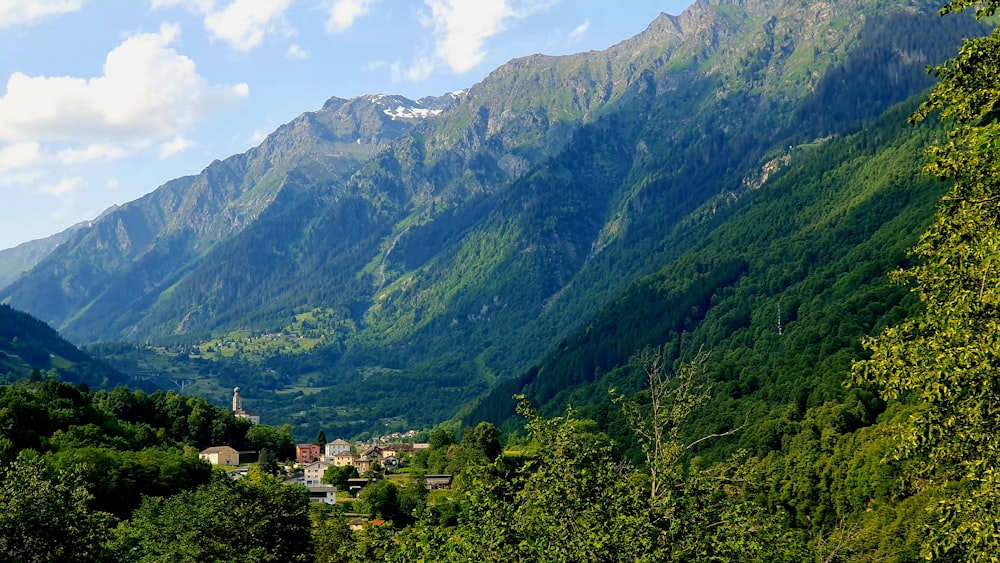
(383, 105, 443, 120)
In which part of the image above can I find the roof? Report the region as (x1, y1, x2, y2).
(330, 438, 351, 445)
(200, 445, 237, 454)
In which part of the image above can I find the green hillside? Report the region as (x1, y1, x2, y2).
(0, 0, 987, 441)
(0, 304, 130, 390)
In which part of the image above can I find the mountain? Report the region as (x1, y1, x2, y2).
(0, 303, 129, 389)
(463, 94, 944, 448)
(0, 217, 97, 290)
(0, 0, 986, 437)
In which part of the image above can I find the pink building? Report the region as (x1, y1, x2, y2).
(296, 443, 321, 464)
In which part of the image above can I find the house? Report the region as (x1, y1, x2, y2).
(200, 445, 240, 466)
(306, 485, 337, 505)
(296, 443, 321, 464)
(354, 456, 372, 474)
(332, 451, 357, 467)
(424, 474, 453, 490)
(380, 444, 414, 458)
(303, 461, 332, 485)
(382, 456, 400, 471)
(346, 477, 372, 495)
(359, 446, 383, 461)
(324, 438, 352, 459)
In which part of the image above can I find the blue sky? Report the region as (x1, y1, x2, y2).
(0, 0, 694, 251)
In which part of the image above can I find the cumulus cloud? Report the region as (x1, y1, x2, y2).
(57, 144, 129, 165)
(569, 19, 589, 41)
(155, 0, 294, 51)
(0, 0, 85, 29)
(287, 43, 309, 59)
(0, 142, 42, 173)
(42, 176, 85, 197)
(325, 0, 379, 33)
(0, 170, 45, 187)
(204, 0, 294, 51)
(398, 0, 550, 81)
(158, 135, 194, 158)
(0, 23, 248, 146)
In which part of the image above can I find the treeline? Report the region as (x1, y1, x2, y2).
(0, 380, 297, 520)
(0, 365, 822, 562)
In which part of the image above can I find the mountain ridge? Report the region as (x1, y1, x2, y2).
(0, 0, 986, 437)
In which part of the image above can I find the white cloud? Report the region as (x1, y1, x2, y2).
(569, 19, 588, 41)
(325, 0, 379, 33)
(159, 135, 194, 158)
(57, 144, 128, 165)
(42, 176, 85, 196)
(287, 43, 309, 59)
(0, 141, 42, 172)
(0, 23, 248, 146)
(156, 0, 295, 51)
(150, 0, 213, 10)
(399, 0, 550, 81)
(0, 0, 85, 29)
(0, 170, 46, 187)
(248, 129, 269, 145)
(392, 55, 434, 82)
(204, 0, 294, 51)
(105, 176, 120, 190)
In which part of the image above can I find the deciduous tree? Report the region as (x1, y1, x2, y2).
(852, 1, 1000, 559)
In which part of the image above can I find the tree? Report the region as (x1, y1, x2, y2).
(357, 479, 400, 523)
(315, 429, 327, 452)
(321, 464, 358, 490)
(311, 504, 354, 563)
(611, 347, 712, 500)
(258, 447, 279, 476)
(246, 424, 295, 461)
(851, 2, 1000, 560)
(0, 455, 116, 562)
(113, 471, 312, 562)
(428, 427, 454, 450)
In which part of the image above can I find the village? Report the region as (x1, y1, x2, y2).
(197, 387, 453, 524)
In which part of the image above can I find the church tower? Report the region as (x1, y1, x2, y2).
(232, 386, 259, 424)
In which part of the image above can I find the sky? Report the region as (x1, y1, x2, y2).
(0, 0, 695, 251)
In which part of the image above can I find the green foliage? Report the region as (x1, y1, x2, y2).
(852, 4, 1000, 560)
(112, 470, 312, 562)
(369, 388, 808, 562)
(0, 304, 128, 389)
(245, 423, 295, 460)
(322, 464, 358, 489)
(0, 454, 116, 563)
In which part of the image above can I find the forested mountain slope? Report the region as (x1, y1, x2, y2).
(466, 95, 942, 443)
(0, 304, 129, 389)
(1, 0, 986, 437)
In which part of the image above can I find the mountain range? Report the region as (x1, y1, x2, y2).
(0, 0, 986, 439)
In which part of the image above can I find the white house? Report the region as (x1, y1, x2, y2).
(307, 485, 337, 505)
(324, 438, 352, 459)
(303, 461, 333, 485)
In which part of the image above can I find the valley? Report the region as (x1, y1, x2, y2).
(3, 0, 1000, 559)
